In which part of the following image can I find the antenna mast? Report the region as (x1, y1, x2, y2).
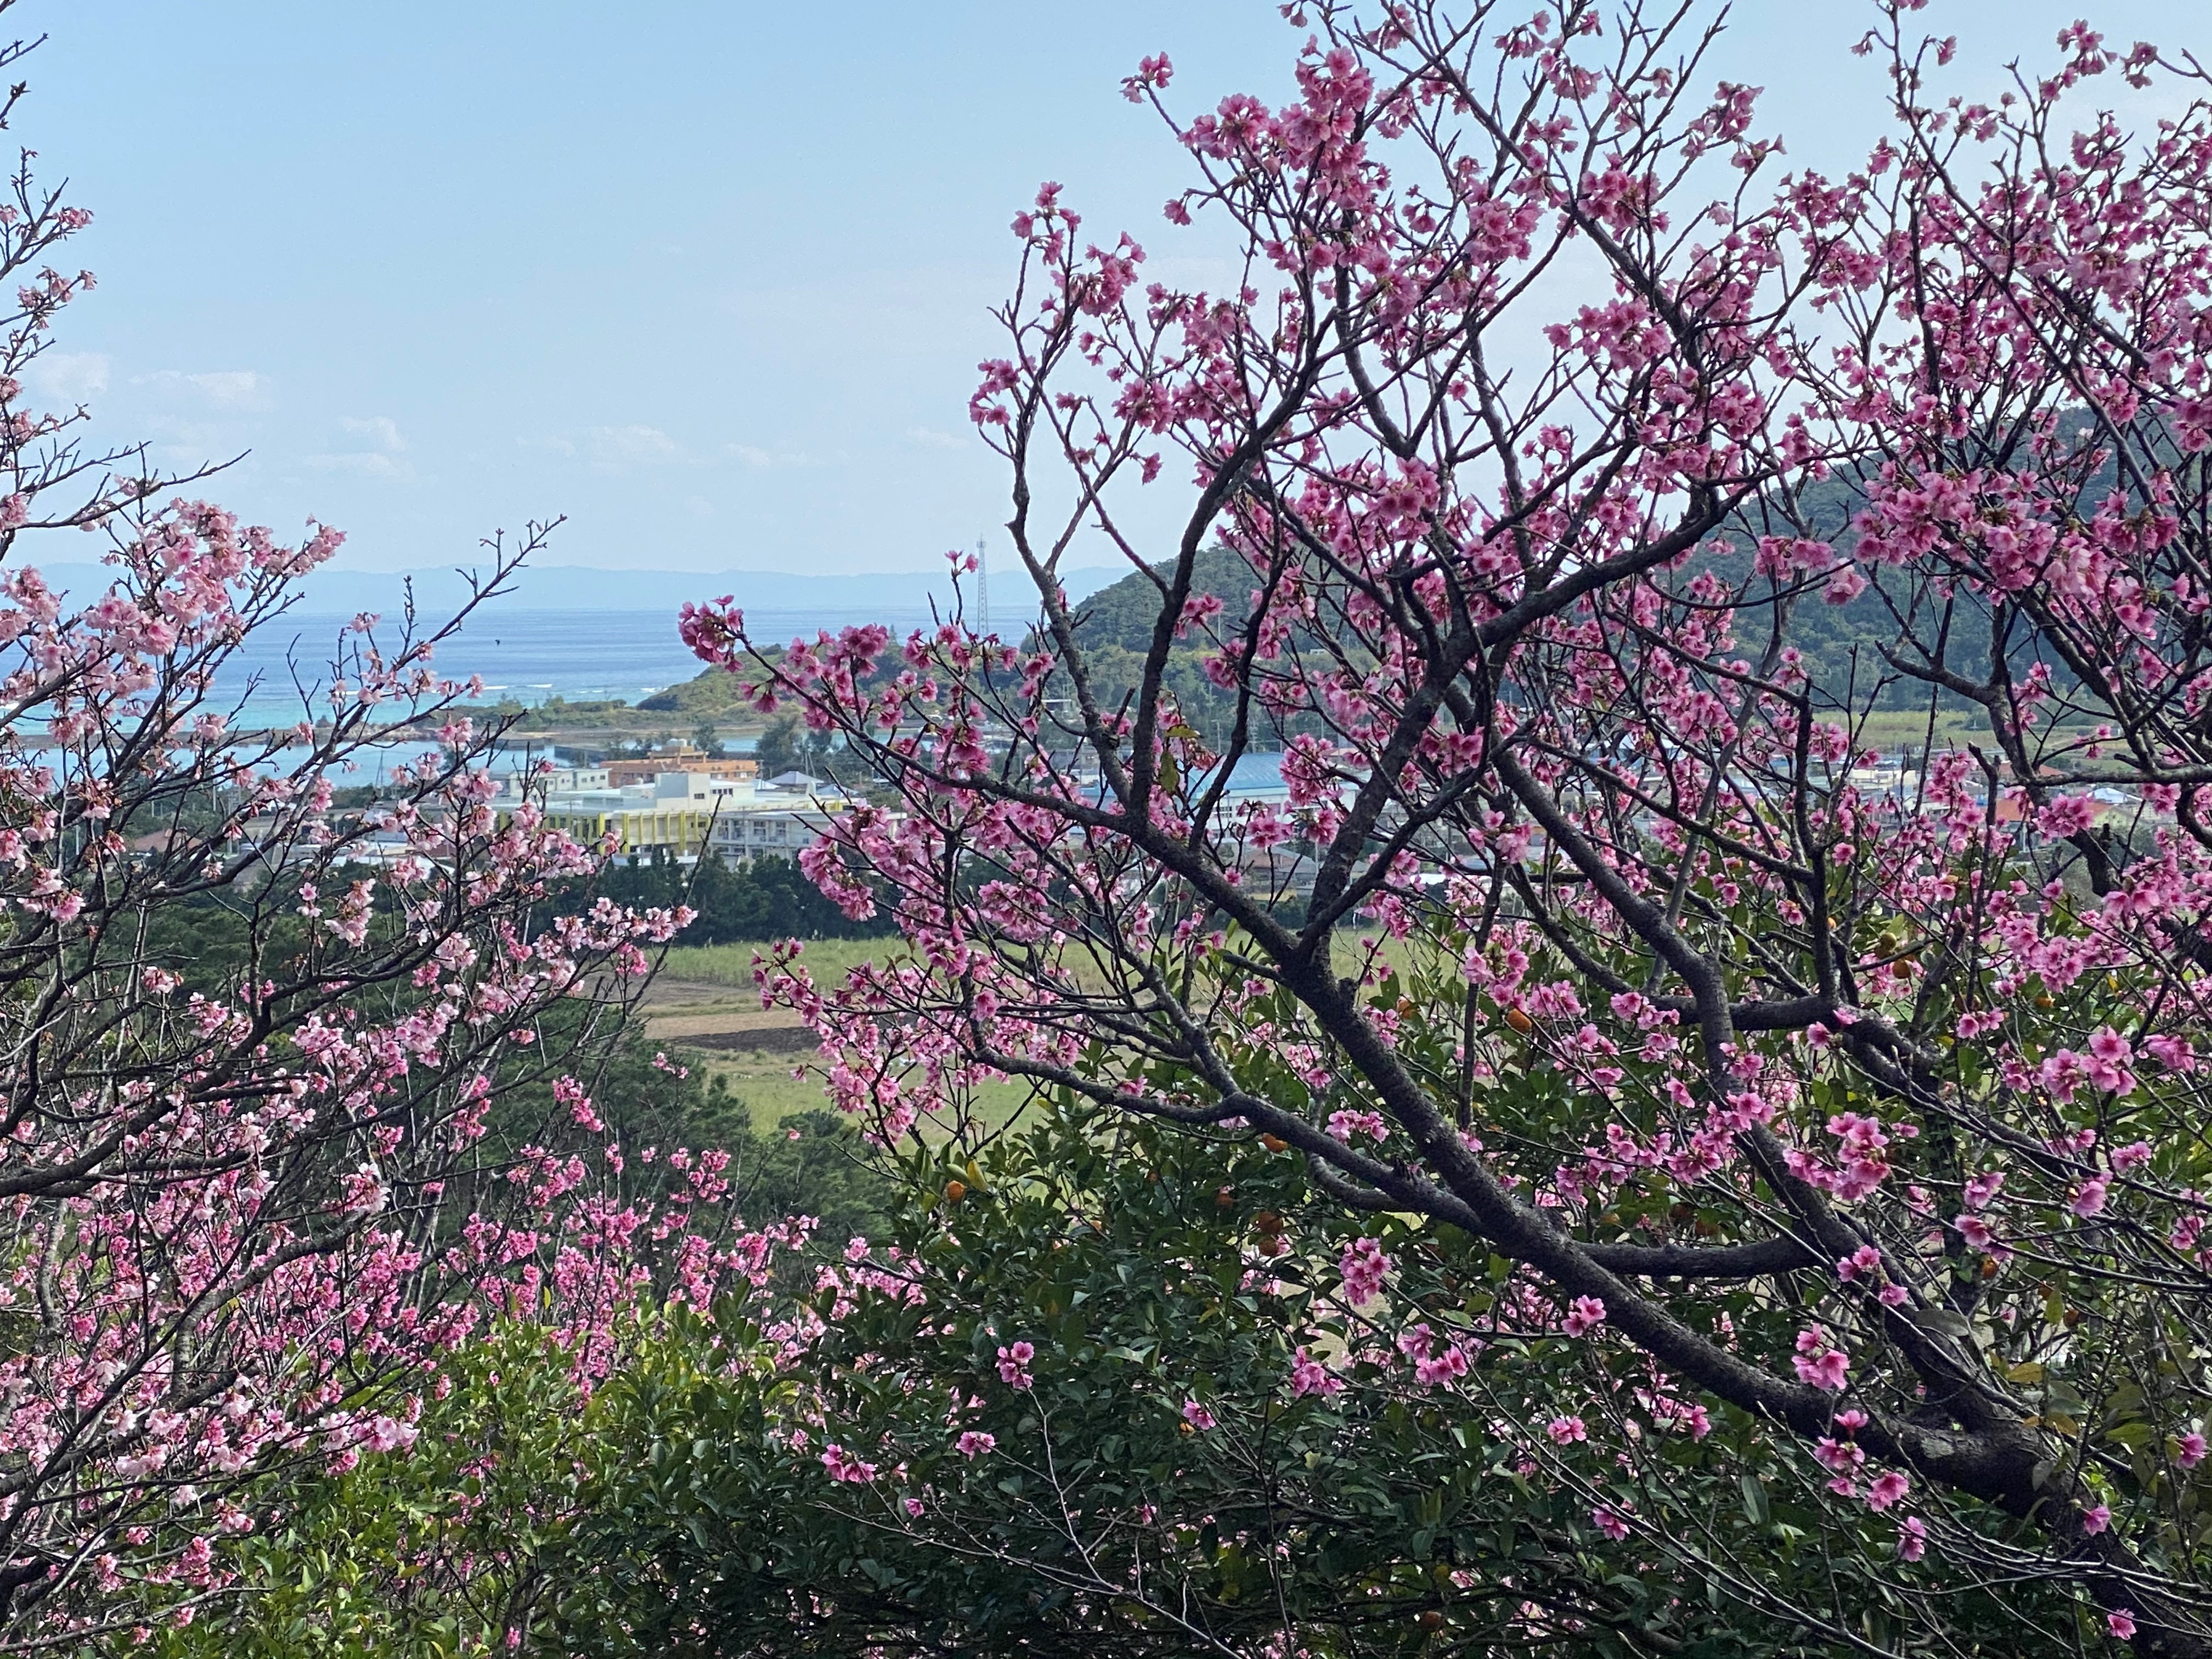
(974, 534, 991, 634)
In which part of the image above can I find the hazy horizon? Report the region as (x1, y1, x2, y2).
(30, 556, 1132, 618)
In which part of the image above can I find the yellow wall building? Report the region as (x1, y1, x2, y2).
(538, 802, 715, 858)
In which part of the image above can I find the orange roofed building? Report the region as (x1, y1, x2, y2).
(605, 742, 756, 787)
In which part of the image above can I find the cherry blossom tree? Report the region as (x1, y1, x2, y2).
(684, 2, 2212, 1650)
(569, 1099, 2091, 1656)
(0, 16, 710, 1644)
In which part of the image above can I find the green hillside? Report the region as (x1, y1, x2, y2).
(1054, 501, 2003, 741)
(619, 509, 2001, 747)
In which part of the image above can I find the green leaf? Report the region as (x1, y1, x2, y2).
(1740, 1474, 1770, 1528)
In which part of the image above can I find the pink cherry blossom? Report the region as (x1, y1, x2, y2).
(1289, 1346, 1344, 1399)
(821, 1444, 879, 1484)
(1338, 1237, 1392, 1307)
(1562, 1296, 1607, 1338)
(1590, 1505, 1631, 1542)
(1792, 1329, 1850, 1393)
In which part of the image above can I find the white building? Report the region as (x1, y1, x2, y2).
(487, 770, 748, 859)
(708, 803, 854, 863)
(487, 767, 876, 864)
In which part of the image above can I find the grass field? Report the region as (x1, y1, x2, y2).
(644, 927, 1443, 1139)
(698, 1051, 1039, 1136)
(645, 937, 1037, 1135)
(1850, 708, 1983, 751)
(646, 713, 2072, 1133)
(653, 935, 904, 990)
(658, 929, 1441, 986)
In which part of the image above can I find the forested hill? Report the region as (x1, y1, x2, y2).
(1044, 528, 1946, 743)
(1061, 467, 1886, 667)
(1053, 423, 2196, 737)
(625, 528, 1980, 743)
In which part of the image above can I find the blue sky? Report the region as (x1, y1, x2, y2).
(21, 0, 2181, 580)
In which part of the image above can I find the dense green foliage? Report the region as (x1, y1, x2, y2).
(105, 1088, 2110, 1655)
(747, 713, 833, 780)
(580, 850, 896, 945)
(106, 1326, 600, 1659)
(97, 1102, 890, 1657)
(635, 673, 752, 718)
(554, 1098, 2095, 1657)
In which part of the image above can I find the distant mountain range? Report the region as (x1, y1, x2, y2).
(27, 561, 1130, 618)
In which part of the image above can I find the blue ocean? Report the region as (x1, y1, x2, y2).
(218, 608, 940, 731)
(211, 606, 1288, 795)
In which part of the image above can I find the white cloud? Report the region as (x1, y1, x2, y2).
(588, 424, 683, 466)
(904, 426, 962, 450)
(726, 442, 817, 470)
(191, 370, 267, 408)
(538, 428, 819, 472)
(303, 451, 407, 477)
(340, 415, 407, 452)
(135, 369, 274, 411)
(144, 417, 235, 450)
(26, 351, 109, 403)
